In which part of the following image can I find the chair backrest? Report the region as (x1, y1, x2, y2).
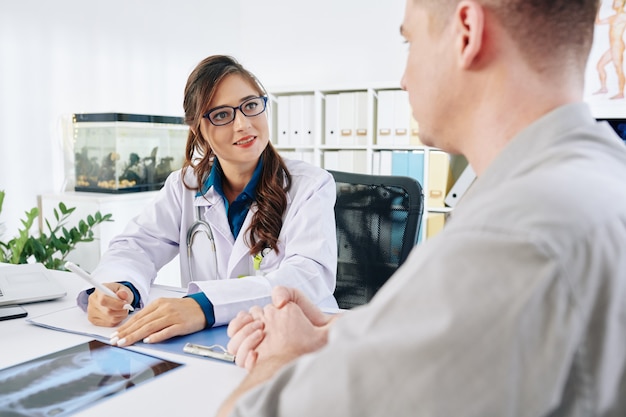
(328, 170, 424, 309)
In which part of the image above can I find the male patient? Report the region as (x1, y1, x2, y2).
(219, 0, 626, 415)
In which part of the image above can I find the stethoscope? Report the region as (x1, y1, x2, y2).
(186, 205, 218, 281)
(185, 205, 271, 281)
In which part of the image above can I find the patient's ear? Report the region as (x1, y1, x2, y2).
(454, 0, 485, 69)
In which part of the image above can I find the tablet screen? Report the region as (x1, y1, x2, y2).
(0, 339, 183, 416)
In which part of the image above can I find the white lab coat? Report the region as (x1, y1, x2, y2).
(88, 158, 338, 325)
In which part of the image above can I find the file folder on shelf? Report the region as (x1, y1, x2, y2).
(407, 151, 425, 188)
(339, 92, 356, 146)
(427, 151, 453, 208)
(338, 150, 368, 174)
(376, 90, 395, 146)
(426, 212, 446, 238)
(276, 95, 290, 146)
(302, 94, 316, 146)
(390, 150, 424, 188)
(393, 90, 411, 146)
(373, 150, 394, 175)
(445, 164, 476, 207)
(323, 150, 340, 171)
(324, 93, 339, 146)
(410, 116, 422, 146)
(391, 151, 409, 177)
(354, 91, 369, 146)
(288, 95, 304, 146)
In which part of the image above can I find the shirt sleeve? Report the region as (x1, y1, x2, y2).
(76, 281, 142, 312)
(184, 292, 216, 328)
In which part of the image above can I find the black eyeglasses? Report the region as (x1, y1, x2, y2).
(202, 96, 268, 126)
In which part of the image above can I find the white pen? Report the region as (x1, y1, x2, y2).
(64, 261, 134, 311)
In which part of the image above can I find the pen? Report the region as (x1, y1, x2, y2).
(64, 261, 134, 312)
(183, 342, 236, 362)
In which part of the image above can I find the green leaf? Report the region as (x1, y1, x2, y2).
(79, 221, 89, 234)
(31, 240, 46, 260)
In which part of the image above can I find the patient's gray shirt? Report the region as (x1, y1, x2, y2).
(233, 103, 626, 417)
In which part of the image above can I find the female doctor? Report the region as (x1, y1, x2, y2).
(78, 55, 338, 347)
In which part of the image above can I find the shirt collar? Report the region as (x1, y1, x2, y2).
(197, 157, 264, 200)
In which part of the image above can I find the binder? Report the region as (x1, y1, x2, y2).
(289, 95, 304, 146)
(376, 90, 395, 146)
(376, 150, 393, 175)
(276, 95, 290, 146)
(354, 91, 369, 146)
(324, 93, 339, 146)
(323, 150, 340, 171)
(372, 151, 380, 175)
(391, 150, 409, 176)
(338, 150, 367, 174)
(427, 151, 452, 208)
(393, 90, 411, 146)
(300, 151, 315, 165)
(302, 94, 316, 146)
(407, 150, 425, 187)
(338, 92, 356, 146)
(426, 212, 446, 238)
(410, 115, 423, 146)
(445, 164, 476, 207)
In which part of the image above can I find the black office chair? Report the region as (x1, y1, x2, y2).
(328, 170, 424, 309)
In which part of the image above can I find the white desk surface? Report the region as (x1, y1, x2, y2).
(0, 268, 246, 416)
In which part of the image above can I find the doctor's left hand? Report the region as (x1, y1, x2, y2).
(111, 297, 206, 347)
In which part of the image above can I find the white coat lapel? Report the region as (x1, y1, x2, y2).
(227, 205, 257, 276)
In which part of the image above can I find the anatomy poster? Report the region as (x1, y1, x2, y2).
(585, 0, 626, 117)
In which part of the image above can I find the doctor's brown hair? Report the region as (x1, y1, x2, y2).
(181, 55, 292, 255)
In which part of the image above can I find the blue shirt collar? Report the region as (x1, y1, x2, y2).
(197, 157, 263, 202)
(196, 157, 263, 239)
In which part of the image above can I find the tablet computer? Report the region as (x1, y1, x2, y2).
(0, 339, 183, 416)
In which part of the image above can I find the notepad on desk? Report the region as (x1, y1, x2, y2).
(27, 284, 232, 363)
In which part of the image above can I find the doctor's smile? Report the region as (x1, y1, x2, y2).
(234, 135, 257, 147)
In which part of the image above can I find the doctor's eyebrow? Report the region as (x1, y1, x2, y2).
(211, 95, 260, 110)
(238, 94, 259, 103)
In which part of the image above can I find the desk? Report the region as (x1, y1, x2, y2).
(0, 269, 246, 416)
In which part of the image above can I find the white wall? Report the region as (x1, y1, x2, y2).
(0, 0, 407, 237)
(238, 0, 407, 89)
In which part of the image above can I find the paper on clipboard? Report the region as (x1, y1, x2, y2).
(26, 284, 186, 340)
(26, 284, 232, 362)
(27, 305, 115, 340)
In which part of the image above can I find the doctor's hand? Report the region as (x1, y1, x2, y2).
(87, 283, 134, 327)
(227, 286, 336, 370)
(111, 297, 206, 347)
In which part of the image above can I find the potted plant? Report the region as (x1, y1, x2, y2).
(0, 190, 113, 270)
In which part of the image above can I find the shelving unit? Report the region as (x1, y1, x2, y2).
(268, 85, 457, 241)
